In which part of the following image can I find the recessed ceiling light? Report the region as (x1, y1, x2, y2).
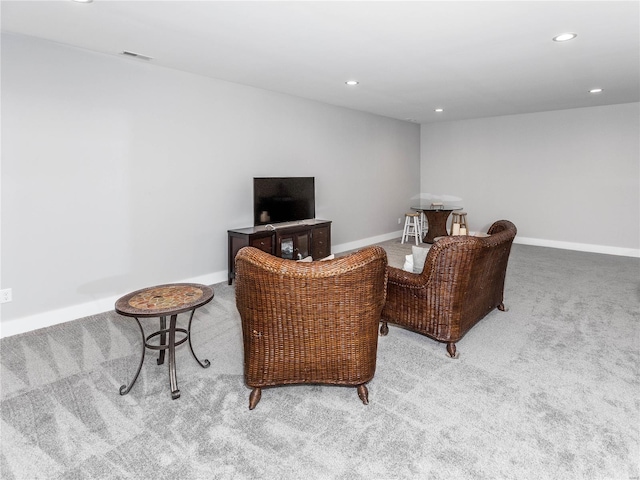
(553, 32, 577, 42)
(589, 88, 603, 94)
(434, 108, 444, 113)
(72, 0, 93, 3)
(345, 80, 359, 86)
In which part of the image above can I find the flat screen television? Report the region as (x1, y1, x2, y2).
(253, 177, 315, 226)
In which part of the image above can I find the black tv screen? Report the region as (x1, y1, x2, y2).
(253, 177, 315, 225)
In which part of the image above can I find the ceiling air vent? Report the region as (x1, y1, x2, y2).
(120, 51, 153, 61)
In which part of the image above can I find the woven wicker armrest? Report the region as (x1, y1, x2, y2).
(386, 265, 425, 289)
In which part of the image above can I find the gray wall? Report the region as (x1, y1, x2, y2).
(4, 32, 638, 337)
(0, 34, 420, 333)
(420, 103, 640, 253)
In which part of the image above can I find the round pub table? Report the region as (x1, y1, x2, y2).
(115, 283, 214, 399)
(412, 205, 463, 243)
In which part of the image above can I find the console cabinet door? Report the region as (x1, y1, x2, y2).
(276, 228, 310, 260)
(295, 231, 310, 259)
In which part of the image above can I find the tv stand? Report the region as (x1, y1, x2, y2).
(227, 219, 331, 284)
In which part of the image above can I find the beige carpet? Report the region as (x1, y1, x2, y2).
(340, 237, 430, 269)
(1, 242, 638, 479)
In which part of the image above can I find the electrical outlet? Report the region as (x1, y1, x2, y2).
(0, 288, 12, 303)
(398, 217, 402, 224)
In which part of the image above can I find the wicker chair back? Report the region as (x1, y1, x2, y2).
(381, 220, 517, 357)
(235, 245, 388, 409)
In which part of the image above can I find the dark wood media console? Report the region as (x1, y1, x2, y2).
(227, 219, 331, 284)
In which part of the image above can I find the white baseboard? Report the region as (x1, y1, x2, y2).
(514, 236, 639, 258)
(335, 231, 640, 258)
(0, 270, 228, 339)
(332, 230, 404, 254)
(2, 230, 635, 339)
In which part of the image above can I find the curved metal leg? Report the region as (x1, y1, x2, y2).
(249, 387, 262, 410)
(357, 384, 369, 405)
(379, 322, 389, 336)
(187, 309, 210, 368)
(157, 316, 167, 365)
(168, 314, 180, 400)
(120, 317, 146, 395)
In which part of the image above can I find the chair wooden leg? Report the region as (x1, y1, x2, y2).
(498, 302, 507, 311)
(249, 387, 262, 410)
(446, 342, 458, 358)
(379, 322, 389, 336)
(357, 384, 369, 405)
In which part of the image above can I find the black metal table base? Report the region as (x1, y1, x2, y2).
(119, 309, 210, 399)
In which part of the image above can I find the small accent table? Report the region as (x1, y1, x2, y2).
(411, 205, 463, 243)
(115, 283, 214, 399)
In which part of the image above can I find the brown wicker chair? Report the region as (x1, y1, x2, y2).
(235, 245, 388, 409)
(381, 220, 517, 358)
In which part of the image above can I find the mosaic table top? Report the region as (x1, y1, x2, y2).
(115, 283, 214, 317)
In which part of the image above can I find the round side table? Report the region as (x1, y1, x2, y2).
(115, 283, 214, 399)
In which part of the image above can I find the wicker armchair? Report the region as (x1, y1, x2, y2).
(235, 245, 388, 409)
(381, 220, 517, 358)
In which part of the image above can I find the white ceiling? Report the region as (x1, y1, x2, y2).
(2, 0, 639, 123)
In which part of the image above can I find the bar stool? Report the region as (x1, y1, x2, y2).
(401, 212, 422, 245)
(450, 211, 468, 235)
